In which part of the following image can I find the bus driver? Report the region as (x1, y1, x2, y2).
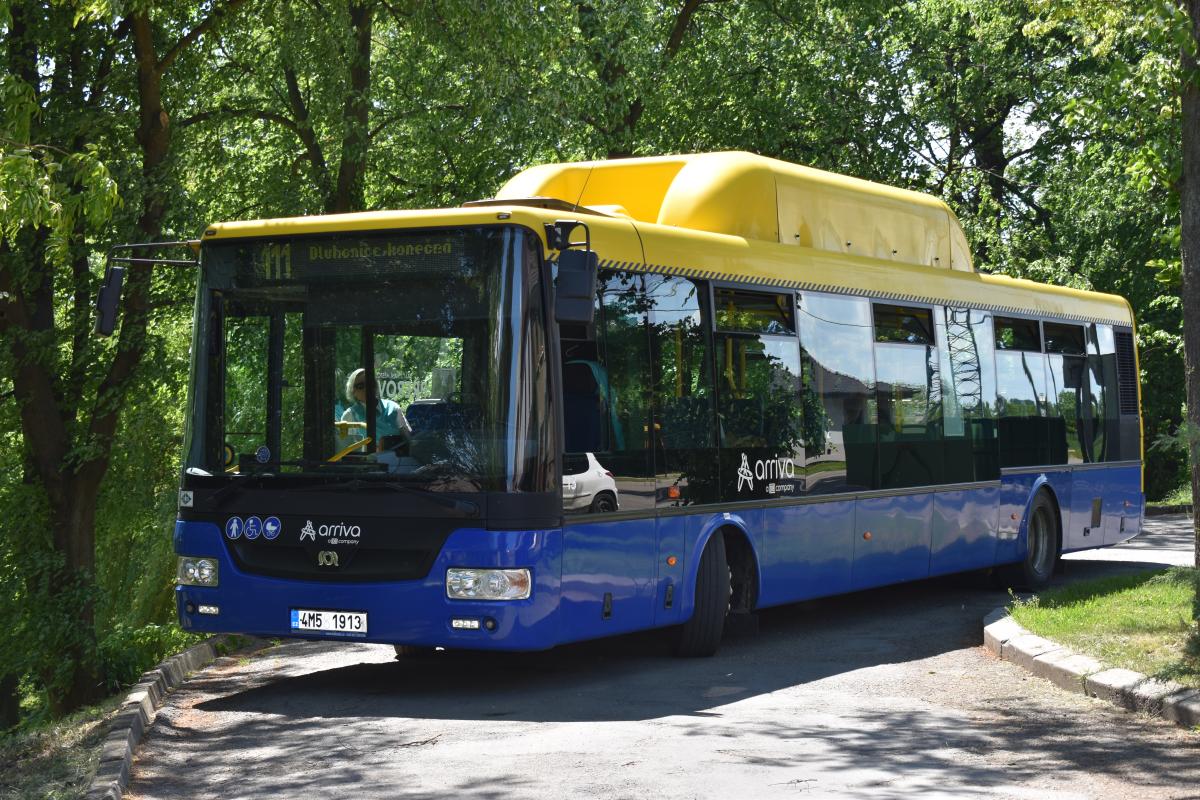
(341, 367, 412, 451)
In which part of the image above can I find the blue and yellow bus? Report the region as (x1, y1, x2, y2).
(161, 152, 1142, 656)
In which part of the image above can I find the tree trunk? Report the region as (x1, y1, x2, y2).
(0, 674, 18, 730)
(131, 13, 170, 241)
(45, 479, 105, 714)
(329, 0, 373, 213)
(1182, 1, 1200, 570)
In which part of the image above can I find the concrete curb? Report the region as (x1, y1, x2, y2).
(86, 634, 257, 800)
(984, 607, 1200, 730)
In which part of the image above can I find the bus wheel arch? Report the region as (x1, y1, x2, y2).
(1004, 485, 1061, 589)
(1028, 480, 1064, 558)
(673, 523, 760, 657)
(721, 527, 759, 615)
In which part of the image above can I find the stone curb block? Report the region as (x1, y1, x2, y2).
(983, 606, 1198, 730)
(85, 635, 245, 800)
(1001, 633, 1062, 673)
(982, 615, 1024, 653)
(1030, 649, 1103, 694)
(1162, 689, 1200, 727)
(1084, 668, 1146, 706)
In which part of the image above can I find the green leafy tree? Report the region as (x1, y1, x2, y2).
(0, 0, 244, 716)
(1030, 0, 1199, 564)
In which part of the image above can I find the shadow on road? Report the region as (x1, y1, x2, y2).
(126, 546, 1200, 800)
(195, 554, 1179, 726)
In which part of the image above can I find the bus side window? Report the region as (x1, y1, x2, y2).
(798, 293, 877, 495)
(1111, 326, 1140, 461)
(1044, 321, 1088, 465)
(647, 274, 719, 506)
(994, 316, 1053, 468)
(873, 303, 943, 489)
(713, 287, 803, 501)
(936, 307, 998, 482)
(561, 271, 653, 515)
(1088, 324, 1121, 462)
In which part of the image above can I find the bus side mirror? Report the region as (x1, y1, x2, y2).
(94, 265, 125, 336)
(555, 248, 598, 325)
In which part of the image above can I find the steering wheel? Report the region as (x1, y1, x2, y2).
(333, 420, 368, 437)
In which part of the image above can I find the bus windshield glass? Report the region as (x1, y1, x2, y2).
(183, 226, 551, 493)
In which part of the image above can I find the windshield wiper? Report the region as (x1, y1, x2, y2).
(297, 479, 480, 518)
(208, 474, 268, 508)
(205, 462, 354, 508)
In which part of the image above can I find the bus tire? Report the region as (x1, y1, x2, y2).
(673, 533, 730, 658)
(393, 644, 436, 659)
(1002, 490, 1059, 590)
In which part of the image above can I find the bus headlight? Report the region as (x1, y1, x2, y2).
(446, 568, 531, 600)
(177, 557, 219, 587)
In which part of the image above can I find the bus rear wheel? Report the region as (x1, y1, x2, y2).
(672, 533, 730, 657)
(1003, 491, 1059, 590)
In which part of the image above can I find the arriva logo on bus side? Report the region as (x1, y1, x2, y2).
(737, 452, 796, 493)
(299, 520, 362, 542)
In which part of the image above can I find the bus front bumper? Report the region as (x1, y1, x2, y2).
(174, 521, 563, 651)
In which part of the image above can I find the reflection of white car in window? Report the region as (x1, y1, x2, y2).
(562, 452, 619, 513)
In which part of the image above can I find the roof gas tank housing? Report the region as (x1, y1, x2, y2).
(495, 151, 973, 272)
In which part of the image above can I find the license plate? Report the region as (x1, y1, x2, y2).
(290, 608, 367, 634)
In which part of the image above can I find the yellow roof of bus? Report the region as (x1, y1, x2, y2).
(202, 152, 1133, 327)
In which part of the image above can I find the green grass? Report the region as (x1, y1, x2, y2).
(1148, 483, 1194, 508)
(0, 694, 124, 800)
(1011, 567, 1200, 688)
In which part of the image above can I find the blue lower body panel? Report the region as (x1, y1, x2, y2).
(176, 463, 1145, 652)
(176, 521, 563, 651)
(756, 499, 853, 608)
(929, 486, 1000, 577)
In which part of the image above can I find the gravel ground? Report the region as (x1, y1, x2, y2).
(126, 516, 1199, 800)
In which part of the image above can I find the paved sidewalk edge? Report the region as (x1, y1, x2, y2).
(1145, 504, 1193, 517)
(85, 634, 261, 800)
(983, 607, 1200, 730)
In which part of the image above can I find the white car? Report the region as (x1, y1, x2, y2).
(562, 452, 619, 513)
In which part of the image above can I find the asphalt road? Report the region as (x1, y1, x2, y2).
(126, 516, 1199, 800)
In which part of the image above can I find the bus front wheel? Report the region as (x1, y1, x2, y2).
(394, 644, 437, 659)
(672, 533, 730, 657)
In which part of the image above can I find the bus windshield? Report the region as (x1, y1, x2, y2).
(183, 225, 552, 493)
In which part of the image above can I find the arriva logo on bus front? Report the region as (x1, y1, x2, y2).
(299, 520, 362, 541)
